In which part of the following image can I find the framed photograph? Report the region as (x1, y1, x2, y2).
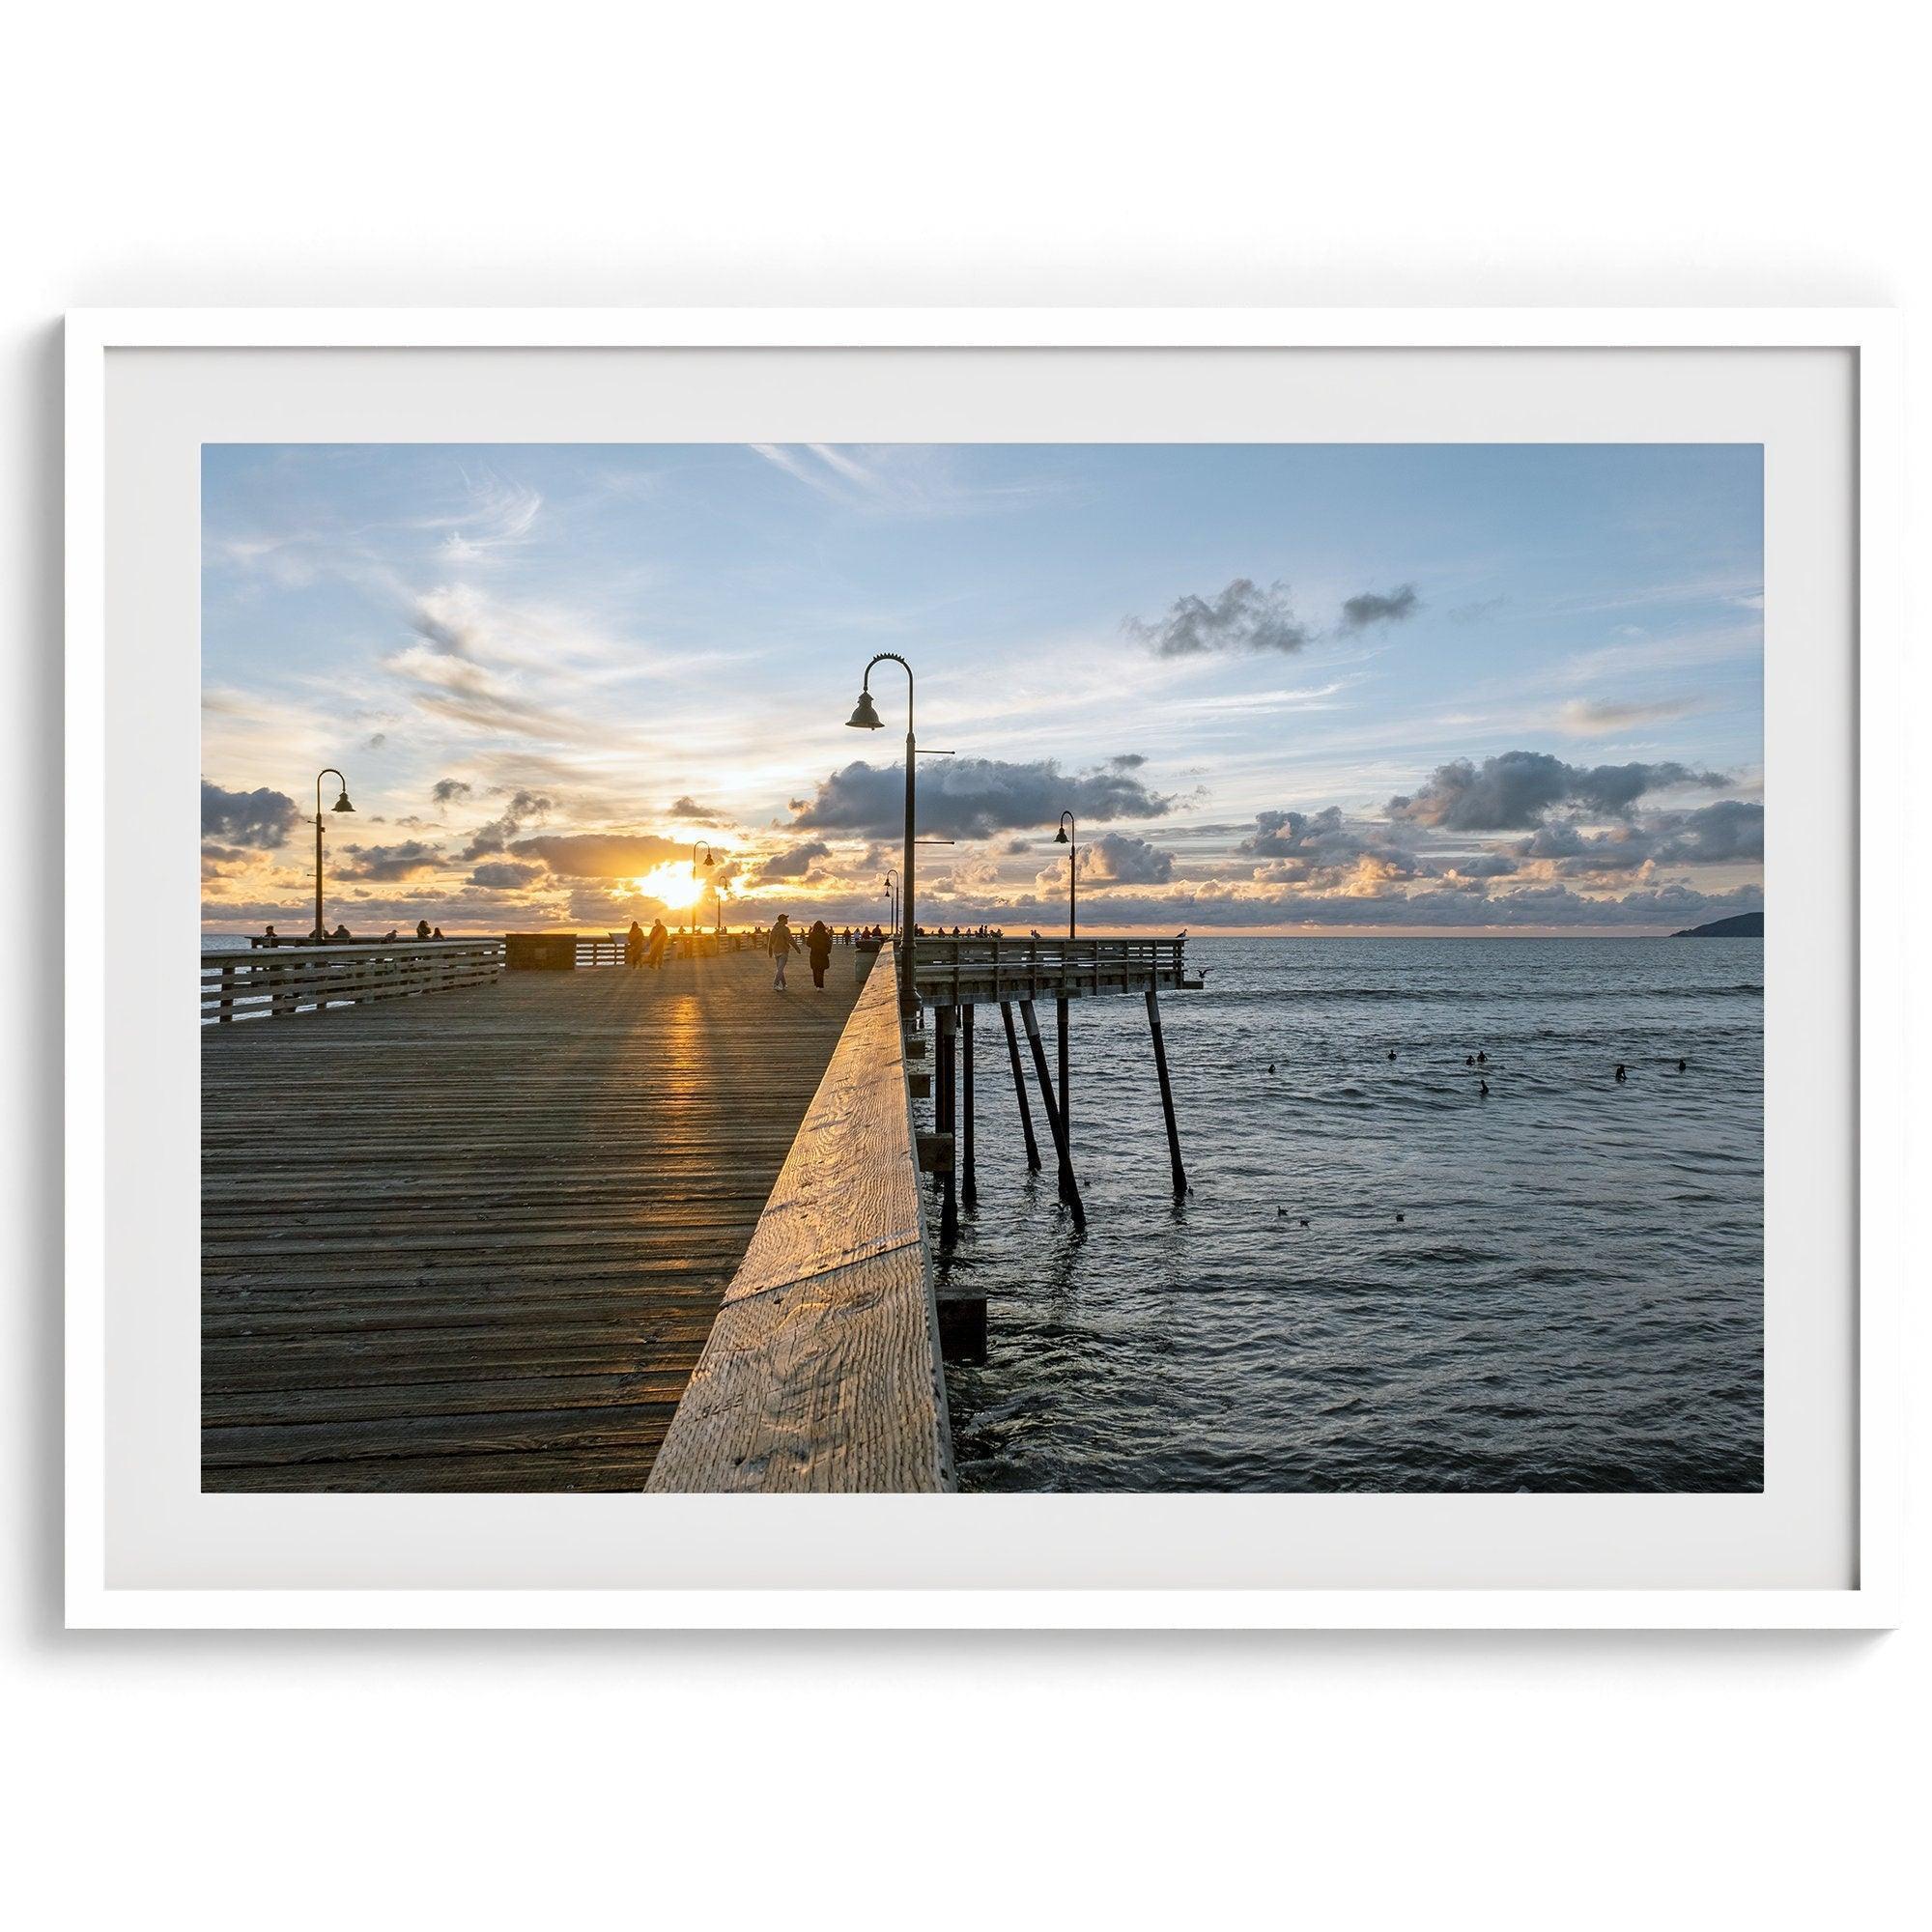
(65, 309, 1902, 1629)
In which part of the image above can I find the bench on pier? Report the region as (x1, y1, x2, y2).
(646, 952, 954, 1493)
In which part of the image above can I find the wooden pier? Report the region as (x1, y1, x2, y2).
(907, 933, 1201, 1235)
(200, 926, 1195, 1492)
(202, 947, 864, 1490)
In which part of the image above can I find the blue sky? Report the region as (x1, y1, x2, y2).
(201, 441, 1763, 934)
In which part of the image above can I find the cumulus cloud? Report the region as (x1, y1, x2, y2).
(1123, 579, 1310, 658)
(469, 860, 547, 890)
(1654, 799, 1762, 865)
(340, 839, 444, 881)
(791, 757, 1173, 840)
(460, 789, 554, 860)
(1078, 833, 1174, 886)
(750, 840, 832, 884)
(1338, 584, 1420, 631)
(432, 778, 472, 805)
(1388, 751, 1728, 831)
(1235, 807, 1426, 890)
(1238, 807, 1350, 859)
(507, 832, 683, 879)
(669, 795, 726, 823)
(202, 781, 300, 850)
(1512, 799, 1762, 878)
(1075, 880, 1761, 931)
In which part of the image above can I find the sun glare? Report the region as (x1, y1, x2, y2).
(634, 863, 703, 908)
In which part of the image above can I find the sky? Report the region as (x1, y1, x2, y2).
(201, 441, 1764, 936)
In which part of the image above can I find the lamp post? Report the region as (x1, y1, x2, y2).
(883, 867, 899, 939)
(313, 768, 355, 939)
(689, 839, 715, 936)
(1053, 810, 1075, 1146)
(846, 653, 916, 1018)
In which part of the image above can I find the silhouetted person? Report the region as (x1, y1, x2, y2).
(646, 918, 668, 968)
(1615, 1064, 1628, 1083)
(331, 923, 352, 942)
(416, 919, 431, 940)
(1479, 1079, 1490, 1096)
(432, 926, 444, 939)
(807, 919, 833, 990)
(1395, 1212, 1405, 1224)
(1477, 1050, 1487, 1065)
(1678, 1058, 1688, 1072)
(262, 924, 278, 947)
(1386, 1049, 1397, 1062)
(1465, 1054, 1474, 1066)
(625, 920, 645, 969)
(767, 913, 798, 990)
(1267, 1063, 1276, 1075)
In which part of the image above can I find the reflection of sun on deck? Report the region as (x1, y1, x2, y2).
(201, 952, 864, 1490)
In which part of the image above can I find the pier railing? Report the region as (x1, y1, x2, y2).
(574, 930, 751, 966)
(201, 938, 504, 1023)
(910, 932, 1196, 1007)
(647, 949, 954, 1492)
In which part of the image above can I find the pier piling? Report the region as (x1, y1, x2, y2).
(961, 1003, 977, 1208)
(936, 1006, 959, 1244)
(1019, 997, 1085, 1230)
(1001, 1001, 1042, 1171)
(1146, 986, 1187, 1196)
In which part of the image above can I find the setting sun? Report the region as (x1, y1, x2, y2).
(634, 863, 702, 908)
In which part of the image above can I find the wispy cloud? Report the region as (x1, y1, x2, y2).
(1554, 695, 1702, 735)
(748, 443, 1055, 516)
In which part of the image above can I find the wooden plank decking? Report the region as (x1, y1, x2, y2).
(201, 951, 867, 1491)
(646, 957, 953, 1493)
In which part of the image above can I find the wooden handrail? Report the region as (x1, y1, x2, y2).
(200, 937, 505, 1022)
(907, 932, 1195, 1003)
(646, 951, 954, 1492)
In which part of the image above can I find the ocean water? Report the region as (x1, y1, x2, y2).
(936, 936, 1763, 1493)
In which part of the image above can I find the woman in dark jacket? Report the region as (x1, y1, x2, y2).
(807, 919, 834, 989)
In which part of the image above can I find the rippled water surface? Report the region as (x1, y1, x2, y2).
(936, 937, 1762, 1493)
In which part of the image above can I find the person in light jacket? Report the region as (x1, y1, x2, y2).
(767, 913, 798, 990)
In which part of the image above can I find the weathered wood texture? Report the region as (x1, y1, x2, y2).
(202, 952, 864, 1491)
(645, 956, 954, 1493)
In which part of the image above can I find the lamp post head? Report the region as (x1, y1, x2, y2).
(845, 690, 883, 729)
(1054, 824, 1069, 845)
(331, 790, 355, 813)
(702, 850, 715, 867)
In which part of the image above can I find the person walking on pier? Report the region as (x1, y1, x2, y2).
(807, 918, 833, 990)
(768, 913, 798, 991)
(625, 919, 645, 969)
(645, 917, 668, 968)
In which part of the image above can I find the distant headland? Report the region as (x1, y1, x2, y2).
(1669, 911, 1763, 938)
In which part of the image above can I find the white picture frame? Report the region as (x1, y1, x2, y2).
(65, 307, 1904, 1630)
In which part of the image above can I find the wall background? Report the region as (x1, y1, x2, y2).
(5, 4, 1922, 1923)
